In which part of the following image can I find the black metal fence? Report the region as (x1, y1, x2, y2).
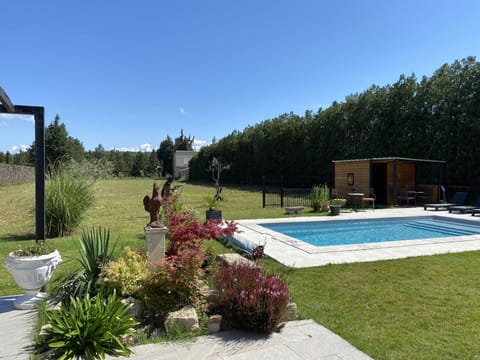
(262, 177, 312, 208)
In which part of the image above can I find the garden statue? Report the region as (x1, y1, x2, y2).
(143, 182, 164, 228)
(161, 176, 173, 199)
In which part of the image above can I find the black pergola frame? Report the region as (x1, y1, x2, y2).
(0, 86, 45, 242)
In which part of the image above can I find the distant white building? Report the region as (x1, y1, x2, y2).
(173, 150, 197, 178)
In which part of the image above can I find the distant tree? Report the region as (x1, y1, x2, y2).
(12, 150, 31, 165)
(5, 151, 11, 164)
(94, 144, 106, 160)
(130, 151, 147, 177)
(41, 114, 85, 168)
(147, 150, 161, 177)
(157, 136, 174, 176)
(174, 129, 194, 151)
(0, 151, 5, 163)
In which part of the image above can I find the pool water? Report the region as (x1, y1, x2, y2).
(259, 217, 480, 247)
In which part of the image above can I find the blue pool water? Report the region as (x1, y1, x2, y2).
(259, 217, 480, 247)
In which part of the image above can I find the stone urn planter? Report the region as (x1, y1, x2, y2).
(4, 250, 62, 310)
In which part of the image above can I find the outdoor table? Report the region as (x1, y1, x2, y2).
(408, 191, 425, 206)
(348, 193, 365, 210)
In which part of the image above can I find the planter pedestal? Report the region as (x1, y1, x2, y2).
(144, 225, 167, 268)
(4, 250, 62, 310)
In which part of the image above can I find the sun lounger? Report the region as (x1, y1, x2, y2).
(424, 192, 468, 211)
(450, 196, 480, 214)
(449, 205, 475, 214)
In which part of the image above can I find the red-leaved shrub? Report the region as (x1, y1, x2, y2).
(210, 262, 290, 333)
(161, 192, 237, 257)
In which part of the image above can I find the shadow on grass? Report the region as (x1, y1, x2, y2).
(1, 233, 36, 242)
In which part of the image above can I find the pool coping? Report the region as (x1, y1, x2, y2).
(232, 207, 480, 268)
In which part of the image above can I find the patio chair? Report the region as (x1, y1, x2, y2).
(397, 190, 414, 206)
(362, 189, 376, 209)
(424, 191, 468, 211)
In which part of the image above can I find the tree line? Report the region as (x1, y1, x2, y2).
(190, 57, 480, 187)
(0, 115, 195, 178)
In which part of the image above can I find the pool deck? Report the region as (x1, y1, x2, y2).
(233, 207, 480, 268)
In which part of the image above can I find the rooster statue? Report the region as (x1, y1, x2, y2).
(143, 182, 164, 228)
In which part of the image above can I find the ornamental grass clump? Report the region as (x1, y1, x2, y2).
(210, 262, 290, 333)
(46, 166, 94, 237)
(310, 184, 330, 212)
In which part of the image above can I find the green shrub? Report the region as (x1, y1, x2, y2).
(98, 246, 149, 297)
(40, 292, 138, 360)
(64, 158, 115, 180)
(46, 167, 94, 237)
(53, 227, 117, 304)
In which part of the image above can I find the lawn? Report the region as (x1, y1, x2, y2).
(1, 178, 480, 359)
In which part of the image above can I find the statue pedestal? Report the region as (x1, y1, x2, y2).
(144, 226, 167, 268)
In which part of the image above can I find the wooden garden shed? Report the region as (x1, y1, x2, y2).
(332, 157, 446, 206)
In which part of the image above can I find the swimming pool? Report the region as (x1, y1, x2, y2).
(259, 216, 480, 247)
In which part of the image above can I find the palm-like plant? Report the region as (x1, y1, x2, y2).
(53, 227, 117, 304)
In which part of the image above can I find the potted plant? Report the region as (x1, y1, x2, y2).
(205, 195, 222, 221)
(329, 198, 346, 216)
(4, 241, 62, 310)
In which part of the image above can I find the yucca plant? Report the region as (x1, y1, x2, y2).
(53, 227, 118, 304)
(46, 166, 94, 237)
(41, 292, 138, 360)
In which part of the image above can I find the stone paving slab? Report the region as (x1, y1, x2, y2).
(0, 297, 373, 360)
(105, 320, 372, 360)
(0, 296, 35, 360)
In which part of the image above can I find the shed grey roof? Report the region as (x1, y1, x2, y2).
(332, 157, 446, 164)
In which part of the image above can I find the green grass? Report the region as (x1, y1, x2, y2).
(1, 178, 480, 359)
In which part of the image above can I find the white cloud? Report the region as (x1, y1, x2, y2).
(10, 144, 30, 154)
(0, 113, 34, 123)
(110, 143, 156, 153)
(179, 107, 185, 115)
(140, 143, 153, 152)
(112, 146, 137, 152)
(192, 139, 210, 151)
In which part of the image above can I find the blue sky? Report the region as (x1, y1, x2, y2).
(1, 0, 480, 153)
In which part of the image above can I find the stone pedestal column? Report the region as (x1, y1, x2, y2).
(144, 226, 167, 268)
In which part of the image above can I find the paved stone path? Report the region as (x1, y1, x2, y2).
(0, 296, 372, 360)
